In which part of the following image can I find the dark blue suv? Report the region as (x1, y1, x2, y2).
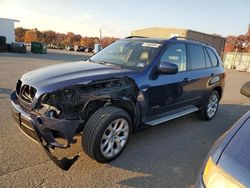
(10, 36, 225, 170)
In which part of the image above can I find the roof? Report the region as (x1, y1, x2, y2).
(0, 18, 19, 22)
(123, 36, 211, 47)
(123, 36, 167, 44)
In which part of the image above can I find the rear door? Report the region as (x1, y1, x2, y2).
(184, 43, 214, 105)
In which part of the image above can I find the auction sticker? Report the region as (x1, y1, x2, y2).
(142, 43, 161, 48)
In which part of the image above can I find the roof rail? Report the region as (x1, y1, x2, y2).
(169, 36, 209, 45)
(125, 36, 148, 39)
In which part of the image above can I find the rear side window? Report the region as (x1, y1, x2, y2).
(160, 43, 187, 72)
(188, 44, 205, 70)
(206, 48, 218, 67)
(204, 48, 212, 68)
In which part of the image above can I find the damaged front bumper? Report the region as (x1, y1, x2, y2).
(10, 91, 83, 170)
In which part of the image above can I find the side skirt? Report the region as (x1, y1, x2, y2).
(145, 105, 199, 126)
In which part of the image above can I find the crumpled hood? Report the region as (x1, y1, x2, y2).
(20, 61, 136, 96)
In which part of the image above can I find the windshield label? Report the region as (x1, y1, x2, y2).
(142, 42, 161, 48)
(136, 62, 146, 68)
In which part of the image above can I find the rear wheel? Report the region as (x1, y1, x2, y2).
(197, 90, 219, 120)
(82, 106, 131, 163)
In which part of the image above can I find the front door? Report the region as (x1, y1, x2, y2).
(144, 43, 197, 118)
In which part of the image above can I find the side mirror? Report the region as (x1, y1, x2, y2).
(240, 81, 250, 98)
(158, 62, 178, 75)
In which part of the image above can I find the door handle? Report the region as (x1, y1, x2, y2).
(183, 78, 191, 82)
(211, 73, 215, 77)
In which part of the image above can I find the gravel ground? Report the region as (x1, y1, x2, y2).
(0, 50, 249, 188)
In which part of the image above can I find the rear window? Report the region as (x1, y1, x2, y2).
(206, 48, 218, 67)
(204, 48, 212, 68)
(188, 44, 205, 70)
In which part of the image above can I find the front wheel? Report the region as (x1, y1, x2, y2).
(82, 106, 132, 163)
(197, 90, 219, 120)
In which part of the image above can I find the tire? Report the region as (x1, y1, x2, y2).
(197, 90, 219, 121)
(82, 106, 132, 163)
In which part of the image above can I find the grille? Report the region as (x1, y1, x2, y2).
(20, 84, 37, 103)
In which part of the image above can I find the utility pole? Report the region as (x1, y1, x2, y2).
(99, 29, 102, 41)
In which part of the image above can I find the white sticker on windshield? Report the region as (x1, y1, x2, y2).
(142, 42, 161, 48)
(136, 62, 146, 68)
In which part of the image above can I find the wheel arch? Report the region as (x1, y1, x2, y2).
(82, 97, 139, 131)
(212, 86, 223, 100)
(110, 98, 139, 131)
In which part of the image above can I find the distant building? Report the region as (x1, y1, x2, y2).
(131, 27, 225, 56)
(0, 18, 19, 43)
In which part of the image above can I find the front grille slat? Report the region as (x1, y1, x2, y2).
(19, 84, 37, 103)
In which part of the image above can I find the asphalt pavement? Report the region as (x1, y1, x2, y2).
(0, 50, 249, 188)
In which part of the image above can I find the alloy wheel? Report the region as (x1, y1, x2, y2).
(100, 118, 129, 158)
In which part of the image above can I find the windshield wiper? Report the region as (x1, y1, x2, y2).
(106, 63, 124, 69)
(89, 58, 124, 69)
(97, 61, 124, 69)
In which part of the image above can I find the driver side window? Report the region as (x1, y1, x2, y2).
(160, 43, 187, 72)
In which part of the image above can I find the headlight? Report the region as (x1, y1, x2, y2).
(203, 157, 245, 188)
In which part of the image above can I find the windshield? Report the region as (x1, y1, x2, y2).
(89, 40, 162, 71)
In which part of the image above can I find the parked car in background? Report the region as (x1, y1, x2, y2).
(47, 44, 64, 50)
(196, 81, 250, 188)
(10, 36, 225, 170)
(65, 45, 74, 51)
(85, 47, 94, 53)
(74, 45, 86, 52)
